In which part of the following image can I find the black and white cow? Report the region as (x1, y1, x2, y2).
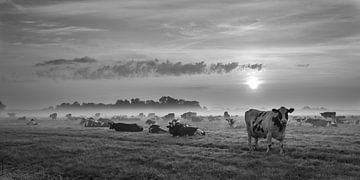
(245, 107, 294, 154)
(49, 113, 57, 120)
(167, 119, 205, 137)
(27, 118, 38, 125)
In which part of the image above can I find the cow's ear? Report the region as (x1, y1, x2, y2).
(288, 108, 294, 113)
(272, 109, 279, 113)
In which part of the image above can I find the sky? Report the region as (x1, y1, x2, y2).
(0, 0, 360, 112)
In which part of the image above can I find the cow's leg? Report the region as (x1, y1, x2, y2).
(247, 133, 253, 151)
(254, 138, 259, 150)
(266, 132, 272, 153)
(279, 140, 285, 155)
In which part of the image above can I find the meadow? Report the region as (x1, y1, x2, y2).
(1, 116, 360, 180)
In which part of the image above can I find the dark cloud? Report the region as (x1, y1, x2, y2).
(210, 62, 239, 73)
(156, 60, 206, 75)
(35, 56, 97, 66)
(35, 58, 264, 80)
(238, 64, 263, 71)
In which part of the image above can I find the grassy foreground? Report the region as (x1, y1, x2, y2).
(0, 118, 360, 180)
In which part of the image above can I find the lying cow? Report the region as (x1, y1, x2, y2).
(245, 107, 294, 155)
(27, 118, 38, 125)
(145, 119, 156, 125)
(109, 122, 143, 132)
(94, 113, 101, 118)
(167, 119, 205, 137)
(97, 118, 114, 126)
(84, 118, 112, 127)
(8, 113, 16, 118)
(17, 116, 26, 121)
(149, 124, 167, 133)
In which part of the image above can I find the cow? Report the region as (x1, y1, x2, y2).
(27, 118, 38, 125)
(138, 113, 146, 118)
(245, 107, 294, 155)
(17, 116, 26, 121)
(224, 112, 235, 127)
(320, 112, 337, 125)
(162, 113, 175, 121)
(208, 116, 221, 122)
(226, 118, 235, 127)
(320, 112, 336, 119)
(191, 116, 203, 122)
(97, 118, 114, 126)
(8, 113, 16, 118)
(49, 113, 57, 120)
(94, 113, 101, 118)
(109, 122, 143, 132)
(84, 119, 104, 127)
(304, 118, 329, 127)
(224, 111, 230, 118)
(149, 124, 168, 133)
(145, 119, 156, 125)
(65, 113, 72, 120)
(65, 114, 84, 121)
(166, 119, 205, 137)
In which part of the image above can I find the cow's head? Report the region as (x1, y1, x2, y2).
(167, 119, 179, 127)
(137, 125, 144, 131)
(109, 122, 115, 129)
(195, 128, 206, 136)
(272, 107, 294, 124)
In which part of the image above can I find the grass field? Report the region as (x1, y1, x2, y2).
(1, 117, 360, 180)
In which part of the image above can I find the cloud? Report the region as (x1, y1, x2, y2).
(22, 21, 107, 35)
(296, 64, 310, 68)
(301, 106, 327, 111)
(35, 26, 107, 35)
(0, 0, 23, 12)
(35, 56, 97, 66)
(35, 58, 264, 80)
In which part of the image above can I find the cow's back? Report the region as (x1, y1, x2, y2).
(113, 123, 143, 132)
(245, 109, 260, 126)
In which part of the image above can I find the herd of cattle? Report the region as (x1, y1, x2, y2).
(4, 107, 360, 154)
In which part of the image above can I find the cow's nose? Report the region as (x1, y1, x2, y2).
(281, 119, 287, 124)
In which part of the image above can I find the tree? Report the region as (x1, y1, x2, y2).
(72, 101, 81, 107)
(0, 101, 6, 112)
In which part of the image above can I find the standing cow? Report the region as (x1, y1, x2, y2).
(245, 107, 294, 155)
(49, 113, 57, 120)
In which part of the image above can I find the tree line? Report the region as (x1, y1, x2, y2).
(54, 96, 202, 109)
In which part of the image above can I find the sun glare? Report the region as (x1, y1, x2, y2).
(246, 77, 261, 90)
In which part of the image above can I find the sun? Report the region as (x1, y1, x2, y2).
(246, 77, 261, 90)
